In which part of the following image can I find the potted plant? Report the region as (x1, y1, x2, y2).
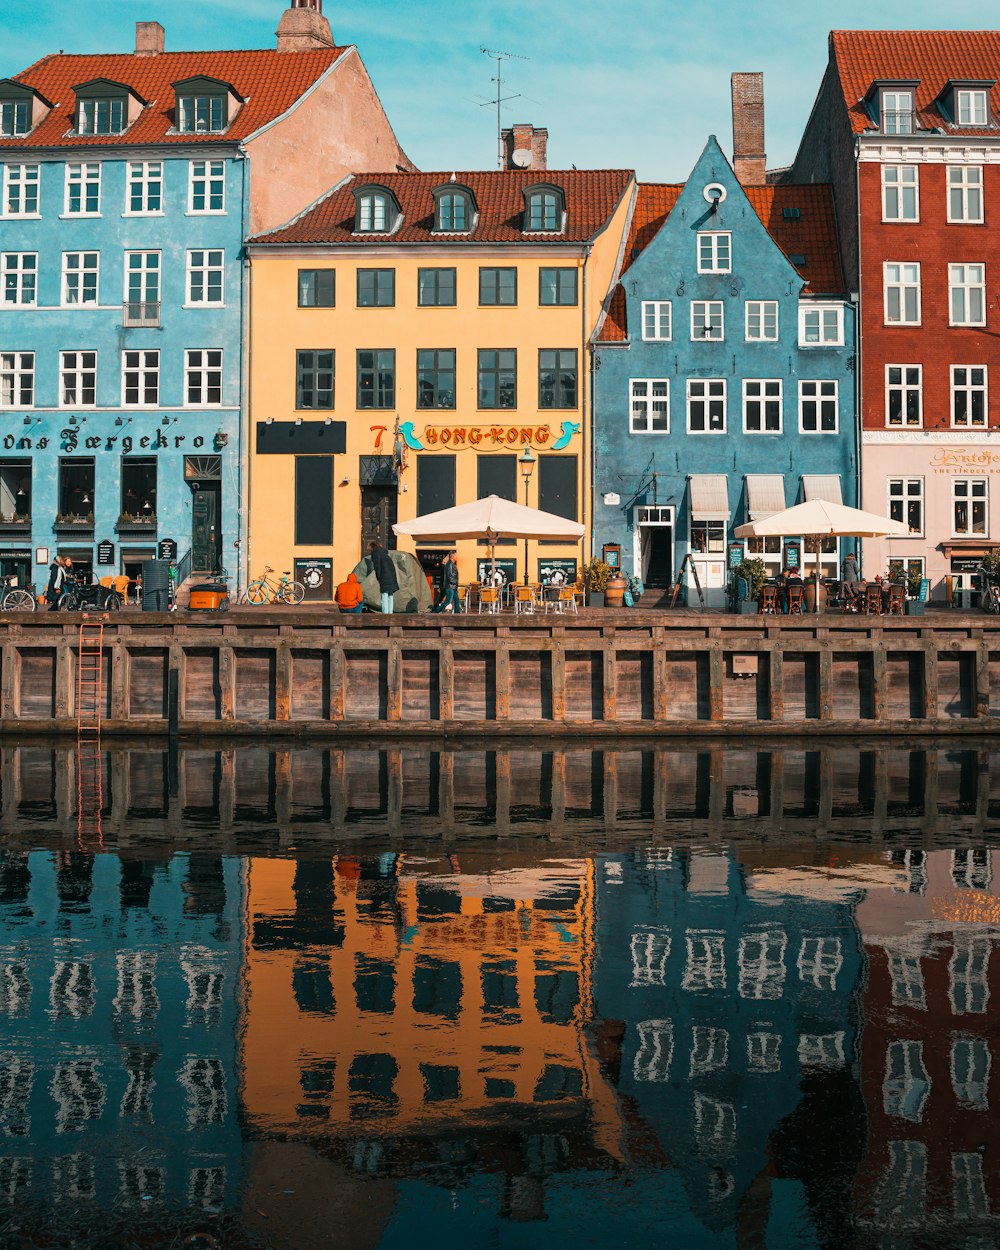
(735, 558, 766, 613)
(0, 512, 29, 534)
(583, 557, 612, 607)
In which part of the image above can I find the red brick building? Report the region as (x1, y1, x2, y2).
(792, 32, 1000, 602)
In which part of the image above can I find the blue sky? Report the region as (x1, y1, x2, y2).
(4, 1, 1000, 180)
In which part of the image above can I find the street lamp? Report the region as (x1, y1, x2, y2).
(519, 446, 536, 585)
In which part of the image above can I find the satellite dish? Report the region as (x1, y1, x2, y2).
(511, 148, 532, 168)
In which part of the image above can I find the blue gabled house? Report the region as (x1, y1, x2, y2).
(593, 135, 857, 606)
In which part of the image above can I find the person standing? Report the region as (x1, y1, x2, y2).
(841, 550, 861, 609)
(432, 551, 462, 613)
(45, 556, 66, 612)
(368, 541, 398, 614)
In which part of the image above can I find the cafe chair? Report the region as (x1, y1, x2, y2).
(545, 585, 578, 615)
(513, 585, 536, 615)
(864, 584, 882, 614)
(478, 586, 500, 614)
(759, 585, 779, 614)
(887, 583, 905, 615)
(787, 585, 804, 615)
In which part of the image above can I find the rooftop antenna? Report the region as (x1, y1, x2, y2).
(480, 46, 528, 169)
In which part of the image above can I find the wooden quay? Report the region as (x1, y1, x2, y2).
(3, 608, 1000, 737)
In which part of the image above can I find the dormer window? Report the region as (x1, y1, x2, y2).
(353, 184, 400, 234)
(524, 185, 564, 232)
(881, 89, 913, 135)
(0, 100, 29, 137)
(956, 88, 989, 126)
(432, 183, 477, 234)
(172, 77, 240, 135)
(0, 82, 51, 139)
(73, 80, 141, 136)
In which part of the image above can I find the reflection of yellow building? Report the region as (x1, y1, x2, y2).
(246, 160, 634, 594)
(239, 855, 622, 1159)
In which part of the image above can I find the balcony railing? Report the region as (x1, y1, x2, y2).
(882, 110, 917, 136)
(123, 301, 160, 328)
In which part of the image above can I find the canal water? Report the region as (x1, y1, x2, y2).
(2, 739, 999, 1249)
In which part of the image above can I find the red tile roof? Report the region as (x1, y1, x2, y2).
(1, 47, 344, 148)
(831, 30, 1000, 136)
(596, 181, 844, 343)
(252, 169, 634, 245)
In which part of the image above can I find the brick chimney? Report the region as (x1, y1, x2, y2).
(135, 21, 165, 57)
(502, 124, 548, 171)
(277, 0, 334, 51)
(731, 72, 766, 185)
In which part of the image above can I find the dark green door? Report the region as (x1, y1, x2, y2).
(192, 484, 221, 572)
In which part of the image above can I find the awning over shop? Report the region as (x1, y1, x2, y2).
(745, 475, 786, 521)
(689, 474, 730, 521)
(802, 475, 843, 505)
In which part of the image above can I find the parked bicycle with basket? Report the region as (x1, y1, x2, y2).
(243, 566, 306, 606)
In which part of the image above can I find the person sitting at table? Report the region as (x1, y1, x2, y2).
(780, 564, 803, 611)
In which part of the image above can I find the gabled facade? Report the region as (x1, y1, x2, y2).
(792, 31, 1000, 604)
(594, 137, 856, 605)
(0, 2, 411, 590)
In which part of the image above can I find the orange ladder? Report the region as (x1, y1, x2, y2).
(76, 622, 105, 848)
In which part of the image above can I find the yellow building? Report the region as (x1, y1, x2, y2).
(246, 159, 635, 597)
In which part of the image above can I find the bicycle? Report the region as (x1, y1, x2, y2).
(0, 574, 35, 612)
(244, 565, 305, 606)
(978, 565, 1000, 614)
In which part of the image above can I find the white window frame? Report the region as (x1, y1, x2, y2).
(682, 930, 726, 992)
(797, 936, 843, 991)
(62, 251, 99, 307)
(887, 477, 924, 536)
(742, 379, 782, 433)
(952, 476, 988, 537)
(697, 231, 731, 274)
(125, 161, 163, 216)
(884, 262, 921, 325)
(948, 166, 984, 224)
(359, 192, 389, 232)
(687, 378, 726, 433)
(188, 160, 225, 214)
(630, 927, 671, 987)
(886, 364, 922, 427)
(949, 935, 991, 1015)
(881, 164, 919, 221)
(78, 96, 125, 135)
(882, 89, 914, 135)
(951, 365, 988, 427)
(737, 929, 787, 1001)
(2, 163, 39, 217)
(951, 1036, 990, 1109)
(641, 300, 671, 341)
(634, 1019, 673, 1083)
(745, 300, 778, 342)
(121, 350, 160, 408)
(124, 251, 160, 306)
(798, 304, 844, 346)
(798, 380, 838, 433)
(60, 351, 97, 408)
(0, 252, 37, 306)
(689, 1026, 729, 1076)
(951, 847, 991, 890)
(0, 100, 30, 137)
(184, 349, 223, 407)
(0, 351, 34, 407)
(957, 88, 989, 126)
(186, 250, 225, 306)
(629, 378, 669, 434)
(949, 263, 986, 326)
(177, 94, 226, 134)
(691, 301, 724, 341)
(64, 162, 101, 216)
(884, 1039, 930, 1122)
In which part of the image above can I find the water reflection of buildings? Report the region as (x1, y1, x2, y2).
(855, 848, 1000, 1244)
(0, 849, 242, 1232)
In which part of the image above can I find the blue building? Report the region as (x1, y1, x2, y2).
(593, 135, 857, 606)
(0, 1, 410, 591)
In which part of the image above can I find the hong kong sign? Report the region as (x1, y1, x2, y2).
(397, 421, 581, 452)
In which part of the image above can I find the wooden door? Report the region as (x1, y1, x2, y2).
(192, 484, 221, 572)
(360, 486, 397, 555)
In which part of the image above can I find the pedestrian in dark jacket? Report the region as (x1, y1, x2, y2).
(368, 542, 398, 614)
(432, 551, 462, 613)
(46, 556, 66, 612)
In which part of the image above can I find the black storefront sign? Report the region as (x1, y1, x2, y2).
(157, 538, 178, 561)
(97, 540, 115, 566)
(294, 558, 333, 601)
(256, 421, 347, 455)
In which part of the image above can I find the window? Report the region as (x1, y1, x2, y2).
(743, 379, 782, 432)
(122, 350, 159, 407)
(78, 96, 125, 135)
(186, 250, 224, 305)
(634, 1019, 673, 1082)
(294, 456, 333, 545)
(951, 366, 987, 426)
(691, 301, 724, 341)
(58, 458, 95, 521)
(188, 160, 225, 213)
(65, 162, 100, 215)
(948, 167, 984, 223)
(120, 457, 157, 520)
(949, 263, 986, 325)
(298, 269, 335, 308)
(888, 478, 924, 534)
(952, 1037, 990, 1109)
(185, 350, 223, 406)
(417, 455, 456, 516)
(0, 99, 30, 136)
(295, 350, 335, 410)
(357, 191, 390, 232)
(478, 349, 516, 409)
(538, 455, 578, 522)
(63, 251, 99, 306)
(799, 304, 844, 345)
(357, 269, 395, 308)
(882, 89, 913, 135)
(418, 268, 456, 307)
(357, 349, 395, 409)
(745, 301, 778, 341)
(539, 349, 577, 409)
(884, 263, 921, 324)
(417, 349, 455, 409)
(526, 189, 561, 231)
(799, 380, 838, 432)
(435, 191, 469, 232)
(738, 930, 787, 1001)
(882, 165, 918, 221)
(126, 161, 162, 214)
(124, 251, 159, 307)
(0, 353, 33, 407)
(886, 365, 922, 426)
(641, 301, 672, 341)
(3, 164, 39, 216)
(539, 267, 578, 306)
(957, 89, 988, 126)
(178, 95, 226, 133)
(798, 937, 843, 991)
(0, 253, 36, 306)
(687, 379, 726, 432)
(479, 267, 517, 306)
(630, 928, 672, 987)
(630, 379, 669, 433)
(60, 351, 97, 407)
(950, 934, 991, 1015)
(953, 478, 987, 535)
(477, 454, 517, 502)
(697, 231, 732, 273)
